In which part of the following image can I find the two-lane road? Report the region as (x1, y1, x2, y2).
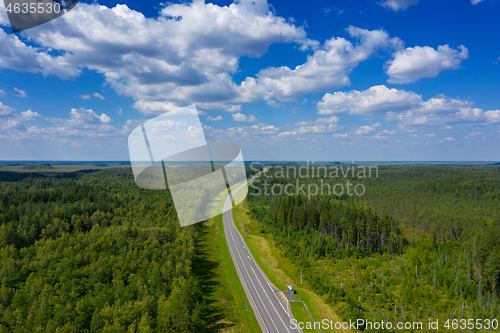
(222, 180, 298, 333)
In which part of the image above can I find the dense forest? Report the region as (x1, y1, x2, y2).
(247, 164, 500, 332)
(0, 169, 208, 332)
(1, 164, 498, 332)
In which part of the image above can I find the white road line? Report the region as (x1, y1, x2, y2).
(250, 266, 292, 333)
(222, 210, 271, 333)
(224, 177, 296, 332)
(225, 209, 279, 333)
(228, 221, 279, 333)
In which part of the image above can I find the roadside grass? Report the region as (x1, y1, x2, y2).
(290, 302, 322, 333)
(199, 187, 261, 333)
(232, 199, 351, 333)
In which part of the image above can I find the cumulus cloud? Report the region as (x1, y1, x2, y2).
(0, 89, 5, 97)
(386, 45, 469, 84)
(388, 107, 500, 128)
(21, 109, 42, 119)
(93, 93, 105, 100)
(379, 0, 420, 11)
(232, 112, 258, 122)
(14, 88, 27, 98)
(78, 93, 105, 100)
(207, 115, 223, 121)
(240, 26, 403, 104)
(295, 124, 341, 134)
(0, 29, 79, 79)
(132, 100, 181, 114)
(318, 85, 421, 115)
(0, 2, 412, 113)
(51, 108, 113, 127)
(353, 125, 377, 135)
(281, 116, 342, 136)
(293, 116, 339, 126)
(204, 122, 280, 142)
(0, 101, 14, 117)
(1, 119, 22, 130)
(2, 1, 311, 112)
(317, 85, 500, 129)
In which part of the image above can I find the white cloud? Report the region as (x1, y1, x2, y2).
(317, 85, 500, 129)
(93, 93, 105, 100)
(1, 3, 411, 112)
(471, 0, 484, 4)
(386, 45, 469, 84)
(444, 137, 455, 142)
(14, 88, 27, 98)
(78, 93, 105, 100)
(295, 124, 341, 134)
(442, 125, 453, 130)
(241, 26, 403, 104)
(0, 29, 79, 79)
(318, 85, 421, 115)
(1, 119, 22, 130)
(0, 89, 5, 97)
(4, 2, 312, 112)
(232, 113, 258, 122)
(379, 0, 420, 11)
(72, 108, 112, 125)
(207, 115, 223, 121)
(0, 101, 14, 118)
(293, 116, 339, 126)
(278, 131, 297, 137)
(132, 100, 181, 115)
(21, 109, 42, 119)
(260, 125, 280, 133)
(389, 107, 500, 128)
(410, 133, 437, 138)
(333, 133, 348, 138)
(353, 125, 377, 135)
(118, 107, 123, 115)
(51, 107, 113, 127)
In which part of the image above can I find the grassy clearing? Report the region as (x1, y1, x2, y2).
(232, 199, 351, 333)
(290, 302, 322, 333)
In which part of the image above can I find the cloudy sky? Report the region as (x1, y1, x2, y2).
(0, 0, 499, 161)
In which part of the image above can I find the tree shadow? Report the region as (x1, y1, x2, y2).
(193, 223, 235, 332)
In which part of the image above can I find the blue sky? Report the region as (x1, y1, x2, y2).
(0, 0, 499, 161)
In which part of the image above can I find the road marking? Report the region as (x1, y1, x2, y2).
(222, 208, 271, 333)
(250, 266, 292, 333)
(223, 178, 295, 332)
(224, 203, 278, 333)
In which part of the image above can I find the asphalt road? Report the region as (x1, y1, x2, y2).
(222, 180, 299, 333)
